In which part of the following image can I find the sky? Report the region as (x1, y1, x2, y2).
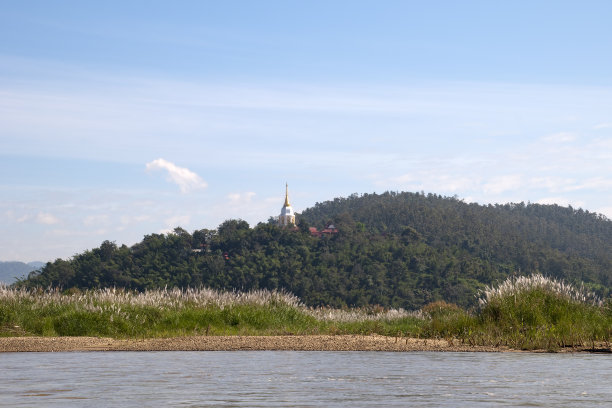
(1, 1, 611, 262)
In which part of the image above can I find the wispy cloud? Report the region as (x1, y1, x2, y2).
(3, 57, 612, 174)
(596, 207, 612, 219)
(15, 214, 30, 223)
(83, 214, 109, 226)
(483, 175, 523, 195)
(146, 158, 207, 193)
(12, 212, 61, 225)
(535, 197, 585, 208)
(593, 123, 612, 130)
(120, 215, 151, 225)
(36, 212, 61, 225)
(542, 132, 576, 143)
(160, 215, 192, 234)
(227, 192, 256, 205)
(390, 172, 477, 194)
(372, 126, 612, 214)
(3, 56, 612, 261)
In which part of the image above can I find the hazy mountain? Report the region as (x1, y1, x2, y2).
(0, 261, 44, 284)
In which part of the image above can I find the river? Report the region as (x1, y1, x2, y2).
(1, 351, 610, 407)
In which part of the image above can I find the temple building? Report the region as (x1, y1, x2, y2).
(278, 183, 296, 227)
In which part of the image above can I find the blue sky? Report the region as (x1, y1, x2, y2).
(1, 1, 611, 262)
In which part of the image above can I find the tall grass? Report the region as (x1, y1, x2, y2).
(1, 275, 611, 351)
(0, 285, 315, 337)
(479, 274, 603, 308)
(474, 274, 611, 350)
(0, 285, 425, 338)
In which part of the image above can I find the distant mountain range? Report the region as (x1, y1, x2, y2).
(0, 261, 45, 284)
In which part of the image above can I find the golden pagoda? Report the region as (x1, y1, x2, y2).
(278, 183, 296, 226)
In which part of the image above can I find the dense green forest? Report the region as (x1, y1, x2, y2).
(19, 192, 612, 309)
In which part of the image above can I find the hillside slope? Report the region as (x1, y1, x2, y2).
(300, 192, 611, 286)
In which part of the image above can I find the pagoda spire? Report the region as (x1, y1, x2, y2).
(284, 182, 290, 207)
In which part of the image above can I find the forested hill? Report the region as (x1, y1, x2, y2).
(19, 192, 612, 309)
(300, 192, 612, 280)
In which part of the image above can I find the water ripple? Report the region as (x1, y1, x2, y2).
(0, 351, 611, 407)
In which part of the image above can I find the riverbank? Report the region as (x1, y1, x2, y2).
(1, 335, 609, 353)
(2, 277, 611, 352)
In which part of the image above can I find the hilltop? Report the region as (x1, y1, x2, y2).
(19, 191, 612, 309)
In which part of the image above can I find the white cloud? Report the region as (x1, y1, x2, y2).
(146, 158, 207, 193)
(162, 215, 191, 233)
(529, 176, 612, 193)
(388, 171, 478, 194)
(3, 56, 612, 261)
(16, 214, 31, 223)
(120, 215, 151, 225)
(83, 214, 110, 226)
(535, 197, 585, 208)
(227, 192, 256, 205)
(570, 177, 612, 191)
(36, 212, 61, 225)
(542, 132, 576, 143)
(528, 177, 565, 192)
(593, 123, 612, 130)
(596, 207, 612, 219)
(483, 175, 523, 195)
(48, 228, 107, 237)
(10, 211, 62, 226)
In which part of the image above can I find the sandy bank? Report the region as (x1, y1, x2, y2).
(0, 335, 495, 352)
(2, 335, 608, 353)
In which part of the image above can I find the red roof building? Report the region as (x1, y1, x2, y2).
(309, 224, 338, 237)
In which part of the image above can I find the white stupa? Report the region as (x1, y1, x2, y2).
(278, 183, 296, 227)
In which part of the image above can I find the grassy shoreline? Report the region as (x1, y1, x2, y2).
(2, 275, 611, 352)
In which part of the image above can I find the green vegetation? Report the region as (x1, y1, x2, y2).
(17, 192, 612, 310)
(474, 275, 611, 350)
(0, 285, 421, 338)
(3, 275, 611, 351)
